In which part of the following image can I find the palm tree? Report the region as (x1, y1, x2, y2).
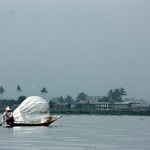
(17, 85, 22, 97)
(120, 88, 127, 96)
(41, 87, 48, 98)
(119, 88, 127, 101)
(0, 86, 5, 100)
(114, 88, 121, 101)
(107, 88, 127, 102)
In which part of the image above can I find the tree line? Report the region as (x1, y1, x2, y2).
(0, 85, 127, 111)
(98, 88, 127, 103)
(50, 88, 127, 108)
(0, 85, 127, 103)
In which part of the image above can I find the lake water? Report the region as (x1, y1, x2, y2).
(0, 114, 150, 150)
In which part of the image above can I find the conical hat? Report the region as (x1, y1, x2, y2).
(5, 106, 11, 111)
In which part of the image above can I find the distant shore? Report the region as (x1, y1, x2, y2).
(50, 109, 150, 116)
(1, 109, 150, 116)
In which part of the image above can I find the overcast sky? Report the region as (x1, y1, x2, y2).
(0, 0, 150, 100)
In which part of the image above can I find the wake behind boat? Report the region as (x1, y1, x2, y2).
(2, 96, 61, 127)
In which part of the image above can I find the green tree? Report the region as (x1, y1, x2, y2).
(114, 88, 127, 102)
(98, 96, 109, 102)
(107, 88, 127, 102)
(18, 95, 26, 104)
(49, 101, 56, 109)
(76, 92, 87, 103)
(64, 95, 74, 104)
(17, 85, 22, 97)
(58, 96, 65, 103)
(107, 89, 114, 102)
(0, 86, 5, 100)
(114, 88, 121, 101)
(41, 87, 48, 98)
(120, 88, 127, 97)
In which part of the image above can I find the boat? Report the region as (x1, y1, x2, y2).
(12, 115, 62, 127)
(2, 96, 62, 127)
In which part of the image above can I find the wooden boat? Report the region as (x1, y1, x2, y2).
(3, 115, 62, 127)
(2, 96, 62, 128)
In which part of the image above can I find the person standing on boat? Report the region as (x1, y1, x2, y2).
(2, 106, 14, 126)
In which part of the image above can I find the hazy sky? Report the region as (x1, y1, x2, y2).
(0, 0, 150, 100)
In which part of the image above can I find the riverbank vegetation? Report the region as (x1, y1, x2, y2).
(0, 86, 150, 115)
(50, 109, 150, 116)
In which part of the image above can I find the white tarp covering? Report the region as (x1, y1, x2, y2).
(13, 96, 50, 123)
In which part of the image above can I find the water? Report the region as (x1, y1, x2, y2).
(0, 114, 150, 150)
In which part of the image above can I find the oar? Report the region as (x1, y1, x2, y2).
(0, 117, 10, 126)
(0, 121, 5, 126)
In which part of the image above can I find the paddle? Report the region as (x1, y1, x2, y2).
(0, 121, 5, 126)
(0, 117, 10, 126)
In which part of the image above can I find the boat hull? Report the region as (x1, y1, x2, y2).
(8, 115, 62, 127)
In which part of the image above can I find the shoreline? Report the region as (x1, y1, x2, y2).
(1, 110, 150, 116)
(50, 109, 150, 116)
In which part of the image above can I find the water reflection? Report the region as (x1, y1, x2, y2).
(1, 127, 13, 135)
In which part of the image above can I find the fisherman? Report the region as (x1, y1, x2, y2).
(2, 106, 14, 126)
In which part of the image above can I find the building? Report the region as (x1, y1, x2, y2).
(96, 102, 110, 111)
(76, 100, 149, 111)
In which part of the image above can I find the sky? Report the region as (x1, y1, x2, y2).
(0, 0, 150, 100)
